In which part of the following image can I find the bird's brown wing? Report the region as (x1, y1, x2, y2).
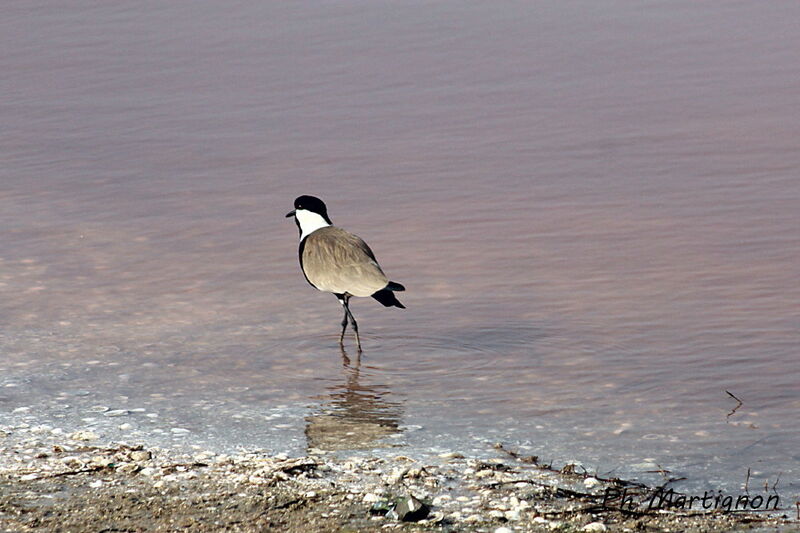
(302, 226, 389, 297)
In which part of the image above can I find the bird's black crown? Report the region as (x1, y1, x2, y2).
(294, 195, 329, 218)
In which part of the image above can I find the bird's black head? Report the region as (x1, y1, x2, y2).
(286, 195, 332, 223)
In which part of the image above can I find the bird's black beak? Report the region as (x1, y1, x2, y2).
(285, 210, 296, 218)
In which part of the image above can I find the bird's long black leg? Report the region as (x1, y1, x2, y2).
(342, 295, 361, 352)
(336, 294, 349, 345)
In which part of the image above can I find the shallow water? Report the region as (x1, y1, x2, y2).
(1, 1, 799, 499)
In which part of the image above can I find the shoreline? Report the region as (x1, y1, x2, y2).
(1, 431, 794, 532)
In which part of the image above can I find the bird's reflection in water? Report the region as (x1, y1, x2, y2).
(305, 348, 403, 451)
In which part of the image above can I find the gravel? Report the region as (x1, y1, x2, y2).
(0, 425, 794, 532)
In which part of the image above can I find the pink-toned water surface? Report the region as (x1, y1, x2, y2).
(1, 2, 798, 495)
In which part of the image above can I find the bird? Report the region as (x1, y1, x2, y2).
(286, 195, 405, 351)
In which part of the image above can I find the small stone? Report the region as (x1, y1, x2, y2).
(116, 463, 140, 474)
(406, 466, 426, 479)
(438, 452, 465, 459)
(432, 495, 451, 506)
(88, 406, 109, 413)
(69, 430, 99, 441)
(504, 510, 521, 521)
(130, 450, 152, 462)
(583, 477, 600, 489)
(193, 451, 215, 461)
(385, 467, 408, 484)
(90, 455, 113, 468)
(118, 423, 133, 431)
(104, 409, 129, 417)
(89, 480, 103, 488)
(489, 510, 505, 519)
(464, 514, 482, 523)
(20, 473, 39, 481)
(388, 495, 430, 522)
(61, 457, 83, 469)
(583, 522, 607, 532)
(495, 528, 513, 533)
(170, 428, 190, 434)
(363, 493, 382, 503)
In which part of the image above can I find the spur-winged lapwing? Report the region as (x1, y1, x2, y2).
(286, 195, 405, 351)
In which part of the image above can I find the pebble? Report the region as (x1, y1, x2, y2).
(104, 409, 129, 417)
(0, 435, 751, 532)
(118, 423, 133, 431)
(583, 477, 600, 488)
(385, 467, 407, 484)
(438, 452, 465, 459)
(193, 451, 216, 461)
(117, 463, 139, 474)
(432, 495, 451, 506)
(69, 430, 99, 442)
(130, 450, 152, 462)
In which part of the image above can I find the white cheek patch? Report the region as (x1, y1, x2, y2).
(296, 209, 331, 239)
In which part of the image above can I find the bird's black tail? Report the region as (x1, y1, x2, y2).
(372, 282, 405, 308)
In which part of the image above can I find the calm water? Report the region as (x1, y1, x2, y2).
(1, 1, 798, 498)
